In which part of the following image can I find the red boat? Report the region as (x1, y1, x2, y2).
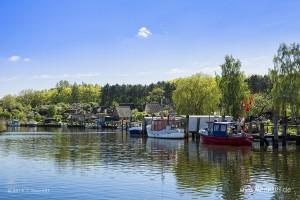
(200, 122, 253, 146)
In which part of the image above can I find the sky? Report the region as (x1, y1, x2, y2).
(1, 0, 300, 97)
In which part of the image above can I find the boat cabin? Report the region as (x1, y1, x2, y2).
(211, 122, 236, 137)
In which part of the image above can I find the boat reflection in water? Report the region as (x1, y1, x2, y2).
(1, 128, 300, 199)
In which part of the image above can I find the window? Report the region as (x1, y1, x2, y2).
(220, 124, 227, 132)
(214, 124, 219, 132)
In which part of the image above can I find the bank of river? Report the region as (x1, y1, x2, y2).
(0, 127, 299, 199)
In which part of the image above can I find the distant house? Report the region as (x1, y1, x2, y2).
(144, 102, 162, 114)
(114, 106, 132, 120)
(119, 103, 135, 110)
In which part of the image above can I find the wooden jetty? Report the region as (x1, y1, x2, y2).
(248, 122, 300, 148)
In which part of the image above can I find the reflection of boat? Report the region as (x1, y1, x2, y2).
(101, 123, 118, 129)
(147, 119, 185, 139)
(199, 143, 252, 165)
(7, 119, 20, 127)
(26, 120, 38, 127)
(147, 138, 184, 149)
(200, 122, 253, 146)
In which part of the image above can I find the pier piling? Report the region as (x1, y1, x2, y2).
(259, 123, 265, 147)
(184, 115, 189, 139)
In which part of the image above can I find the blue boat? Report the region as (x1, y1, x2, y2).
(129, 123, 143, 135)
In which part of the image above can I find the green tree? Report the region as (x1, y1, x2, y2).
(270, 43, 300, 136)
(71, 83, 80, 103)
(249, 93, 272, 118)
(217, 55, 249, 119)
(246, 74, 272, 94)
(173, 74, 220, 115)
(147, 87, 165, 103)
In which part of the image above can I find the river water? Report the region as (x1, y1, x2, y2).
(0, 127, 299, 200)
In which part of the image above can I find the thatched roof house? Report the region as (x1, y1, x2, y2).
(144, 102, 162, 114)
(114, 106, 132, 120)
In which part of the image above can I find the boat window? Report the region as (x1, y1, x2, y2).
(220, 124, 227, 132)
(213, 124, 220, 132)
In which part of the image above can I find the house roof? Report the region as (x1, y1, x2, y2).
(116, 106, 132, 118)
(144, 102, 162, 114)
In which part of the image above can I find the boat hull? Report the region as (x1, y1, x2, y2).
(200, 134, 253, 146)
(146, 125, 185, 139)
(129, 127, 143, 135)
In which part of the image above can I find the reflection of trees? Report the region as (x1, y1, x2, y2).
(0, 131, 182, 174)
(250, 148, 300, 199)
(1, 129, 300, 199)
(174, 143, 252, 200)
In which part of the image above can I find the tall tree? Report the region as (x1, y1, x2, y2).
(217, 55, 249, 119)
(270, 43, 300, 138)
(246, 74, 272, 93)
(147, 87, 165, 103)
(173, 74, 220, 115)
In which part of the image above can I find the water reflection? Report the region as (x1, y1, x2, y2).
(0, 129, 300, 199)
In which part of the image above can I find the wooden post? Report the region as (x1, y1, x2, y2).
(185, 115, 189, 139)
(282, 117, 287, 147)
(259, 122, 265, 147)
(196, 117, 200, 132)
(121, 120, 124, 132)
(143, 118, 147, 136)
(273, 112, 279, 148)
(196, 117, 201, 140)
(248, 122, 252, 134)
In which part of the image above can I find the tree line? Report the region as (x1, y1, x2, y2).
(0, 43, 299, 130)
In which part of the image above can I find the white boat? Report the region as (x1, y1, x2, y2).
(146, 119, 185, 139)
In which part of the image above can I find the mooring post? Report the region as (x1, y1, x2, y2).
(143, 118, 147, 136)
(282, 118, 287, 147)
(273, 112, 279, 148)
(248, 121, 252, 134)
(121, 120, 124, 132)
(185, 115, 189, 139)
(196, 117, 200, 140)
(259, 122, 265, 147)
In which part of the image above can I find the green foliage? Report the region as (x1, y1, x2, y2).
(147, 87, 165, 102)
(217, 55, 250, 119)
(101, 81, 175, 110)
(132, 109, 145, 121)
(173, 74, 220, 115)
(249, 93, 272, 118)
(246, 74, 272, 94)
(270, 43, 300, 119)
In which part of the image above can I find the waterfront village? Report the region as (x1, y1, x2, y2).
(1, 43, 300, 148)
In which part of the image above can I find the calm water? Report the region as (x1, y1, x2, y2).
(0, 128, 300, 200)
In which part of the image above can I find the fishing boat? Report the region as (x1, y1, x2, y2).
(200, 122, 253, 146)
(129, 126, 143, 135)
(146, 118, 185, 139)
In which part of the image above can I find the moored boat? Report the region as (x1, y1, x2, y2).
(129, 126, 143, 135)
(146, 119, 185, 139)
(200, 122, 253, 146)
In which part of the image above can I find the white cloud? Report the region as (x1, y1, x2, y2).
(8, 55, 31, 62)
(23, 58, 31, 62)
(8, 55, 21, 62)
(137, 27, 152, 38)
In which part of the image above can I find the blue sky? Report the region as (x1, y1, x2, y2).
(1, 0, 300, 97)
